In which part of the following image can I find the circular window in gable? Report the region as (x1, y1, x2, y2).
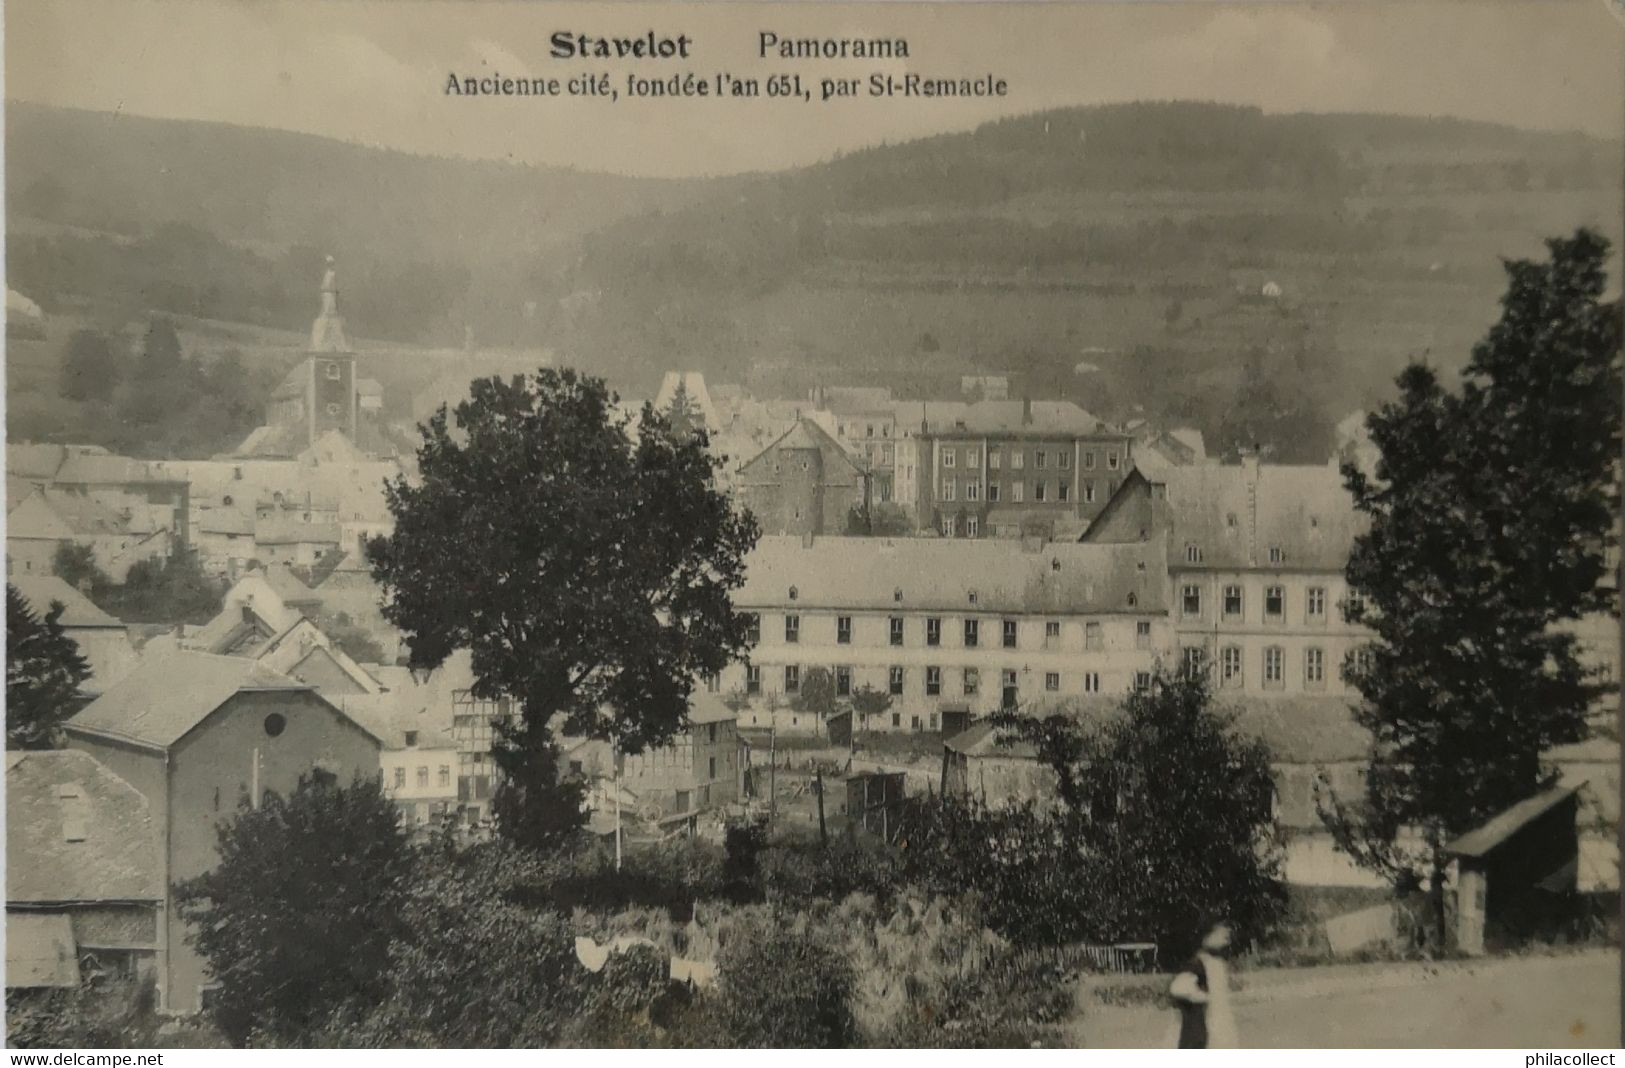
(264, 712, 287, 738)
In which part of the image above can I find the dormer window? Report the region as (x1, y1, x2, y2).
(893, 587, 903, 602)
(1226, 513, 1238, 528)
(967, 590, 978, 606)
(325, 362, 342, 380)
(1186, 544, 1203, 564)
(58, 785, 86, 842)
(1268, 546, 1285, 564)
(788, 586, 798, 601)
(1127, 592, 1138, 607)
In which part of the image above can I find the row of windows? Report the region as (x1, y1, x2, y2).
(392, 765, 452, 789)
(744, 663, 1151, 697)
(1180, 584, 1361, 623)
(754, 613, 1153, 650)
(1182, 644, 1366, 688)
(937, 478, 1117, 505)
(1183, 543, 1309, 566)
(941, 446, 1120, 471)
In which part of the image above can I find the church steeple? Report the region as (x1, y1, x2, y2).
(309, 256, 352, 353)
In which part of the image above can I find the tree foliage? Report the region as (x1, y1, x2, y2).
(1329, 229, 1622, 936)
(98, 550, 224, 625)
(844, 502, 914, 537)
(173, 775, 414, 1046)
(6, 584, 91, 749)
(60, 328, 121, 402)
(367, 368, 759, 850)
(717, 914, 858, 1048)
(912, 671, 1286, 956)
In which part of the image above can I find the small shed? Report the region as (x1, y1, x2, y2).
(1445, 782, 1583, 955)
(845, 771, 907, 839)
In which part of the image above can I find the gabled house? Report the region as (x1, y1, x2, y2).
(9, 576, 140, 695)
(6, 750, 163, 990)
(736, 418, 871, 537)
(64, 651, 383, 1013)
(6, 489, 173, 582)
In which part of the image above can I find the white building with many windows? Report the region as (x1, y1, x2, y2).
(1083, 453, 1370, 699)
(718, 535, 1172, 731)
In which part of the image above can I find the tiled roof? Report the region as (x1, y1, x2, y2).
(53, 453, 184, 486)
(931, 400, 1109, 437)
(1090, 462, 1365, 572)
(254, 519, 342, 546)
(9, 577, 124, 628)
(65, 651, 311, 750)
(6, 491, 160, 540)
(737, 535, 1170, 615)
(739, 418, 867, 478)
(7, 750, 161, 903)
(944, 694, 1369, 767)
(1446, 783, 1584, 859)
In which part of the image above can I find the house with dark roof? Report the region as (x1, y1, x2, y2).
(9, 576, 140, 695)
(736, 417, 872, 537)
(64, 651, 383, 1013)
(6, 750, 163, 989)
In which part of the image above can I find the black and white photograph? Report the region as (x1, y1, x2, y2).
(2, 0, 1622, 1050)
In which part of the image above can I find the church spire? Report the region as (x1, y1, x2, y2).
(309, 255, 352, 353)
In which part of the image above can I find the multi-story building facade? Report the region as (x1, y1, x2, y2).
(564, 695, 746, 820)
(1082, 454, 1369, 699)
(913, 400, 1133, 541)
(718, 535, 1172, 732)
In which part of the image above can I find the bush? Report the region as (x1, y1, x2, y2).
(717, 912, 857, 1048)
(761, 836, 906, 905)
(534, 840, 726, 919)
(173, 775, 414, 1046)
(307, 843, 585, 1047)
(6, 980, 159, 1049)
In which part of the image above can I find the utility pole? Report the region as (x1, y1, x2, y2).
(815, 766, 828, 846)
(769, 720, 778, 826)
(613, 743, 623, 871)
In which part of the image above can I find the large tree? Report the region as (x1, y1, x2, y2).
(978, 671, 1286, 956)
(1329, 229, 1622, 943)
(6, 585, 91, 749)
(367, 368, 759, 850)
(173, 775, 413, 1046)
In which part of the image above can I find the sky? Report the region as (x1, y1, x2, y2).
(6, 0, 1624, 177)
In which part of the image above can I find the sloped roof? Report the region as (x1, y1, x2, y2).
(6, 913, 79, 988)
(1226, 697, 1371, 764)
(1088, 462, 1364, 572)
(254, 519, 342, 546)
(230, 423, 305, 460)
(739, 418, 867, 479)
(934, 399, 1108, 437)
(65, 651, 312, 750)
(687, 690, 738, 726)
(737, 535, 1169, 615)
(197, 507, 254, 536)
(7, 490, 160, 540)
(53, 453, 184, 487)
(9, 576, 124, 628)
(6, 443, 68, 480)
(943, 720, 1038, 760)
(7, 750, 161, 903)
(338, 690, 456, 750)
(1446, 783, 1585, 859)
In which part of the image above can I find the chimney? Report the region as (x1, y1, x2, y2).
(802, 532, 815, 549)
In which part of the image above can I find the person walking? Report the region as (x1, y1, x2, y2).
(1167, 921, 1239, 1048)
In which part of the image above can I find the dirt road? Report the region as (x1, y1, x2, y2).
(1074, 949, 1620, 1048)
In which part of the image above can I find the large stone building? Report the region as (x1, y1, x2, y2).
(64, 652, 382, 1013)
(735, 418, 871, 537)
(719, 535, 1171, 732)
(912, 400, 1133, 540)
(1083, 454, 1370, 700)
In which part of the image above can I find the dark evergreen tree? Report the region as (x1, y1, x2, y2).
(366, 369, 759, 853)
(6, 585, 91, 749)
(1328, 229, 1622, 944)
(59, 329, 121, 402)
